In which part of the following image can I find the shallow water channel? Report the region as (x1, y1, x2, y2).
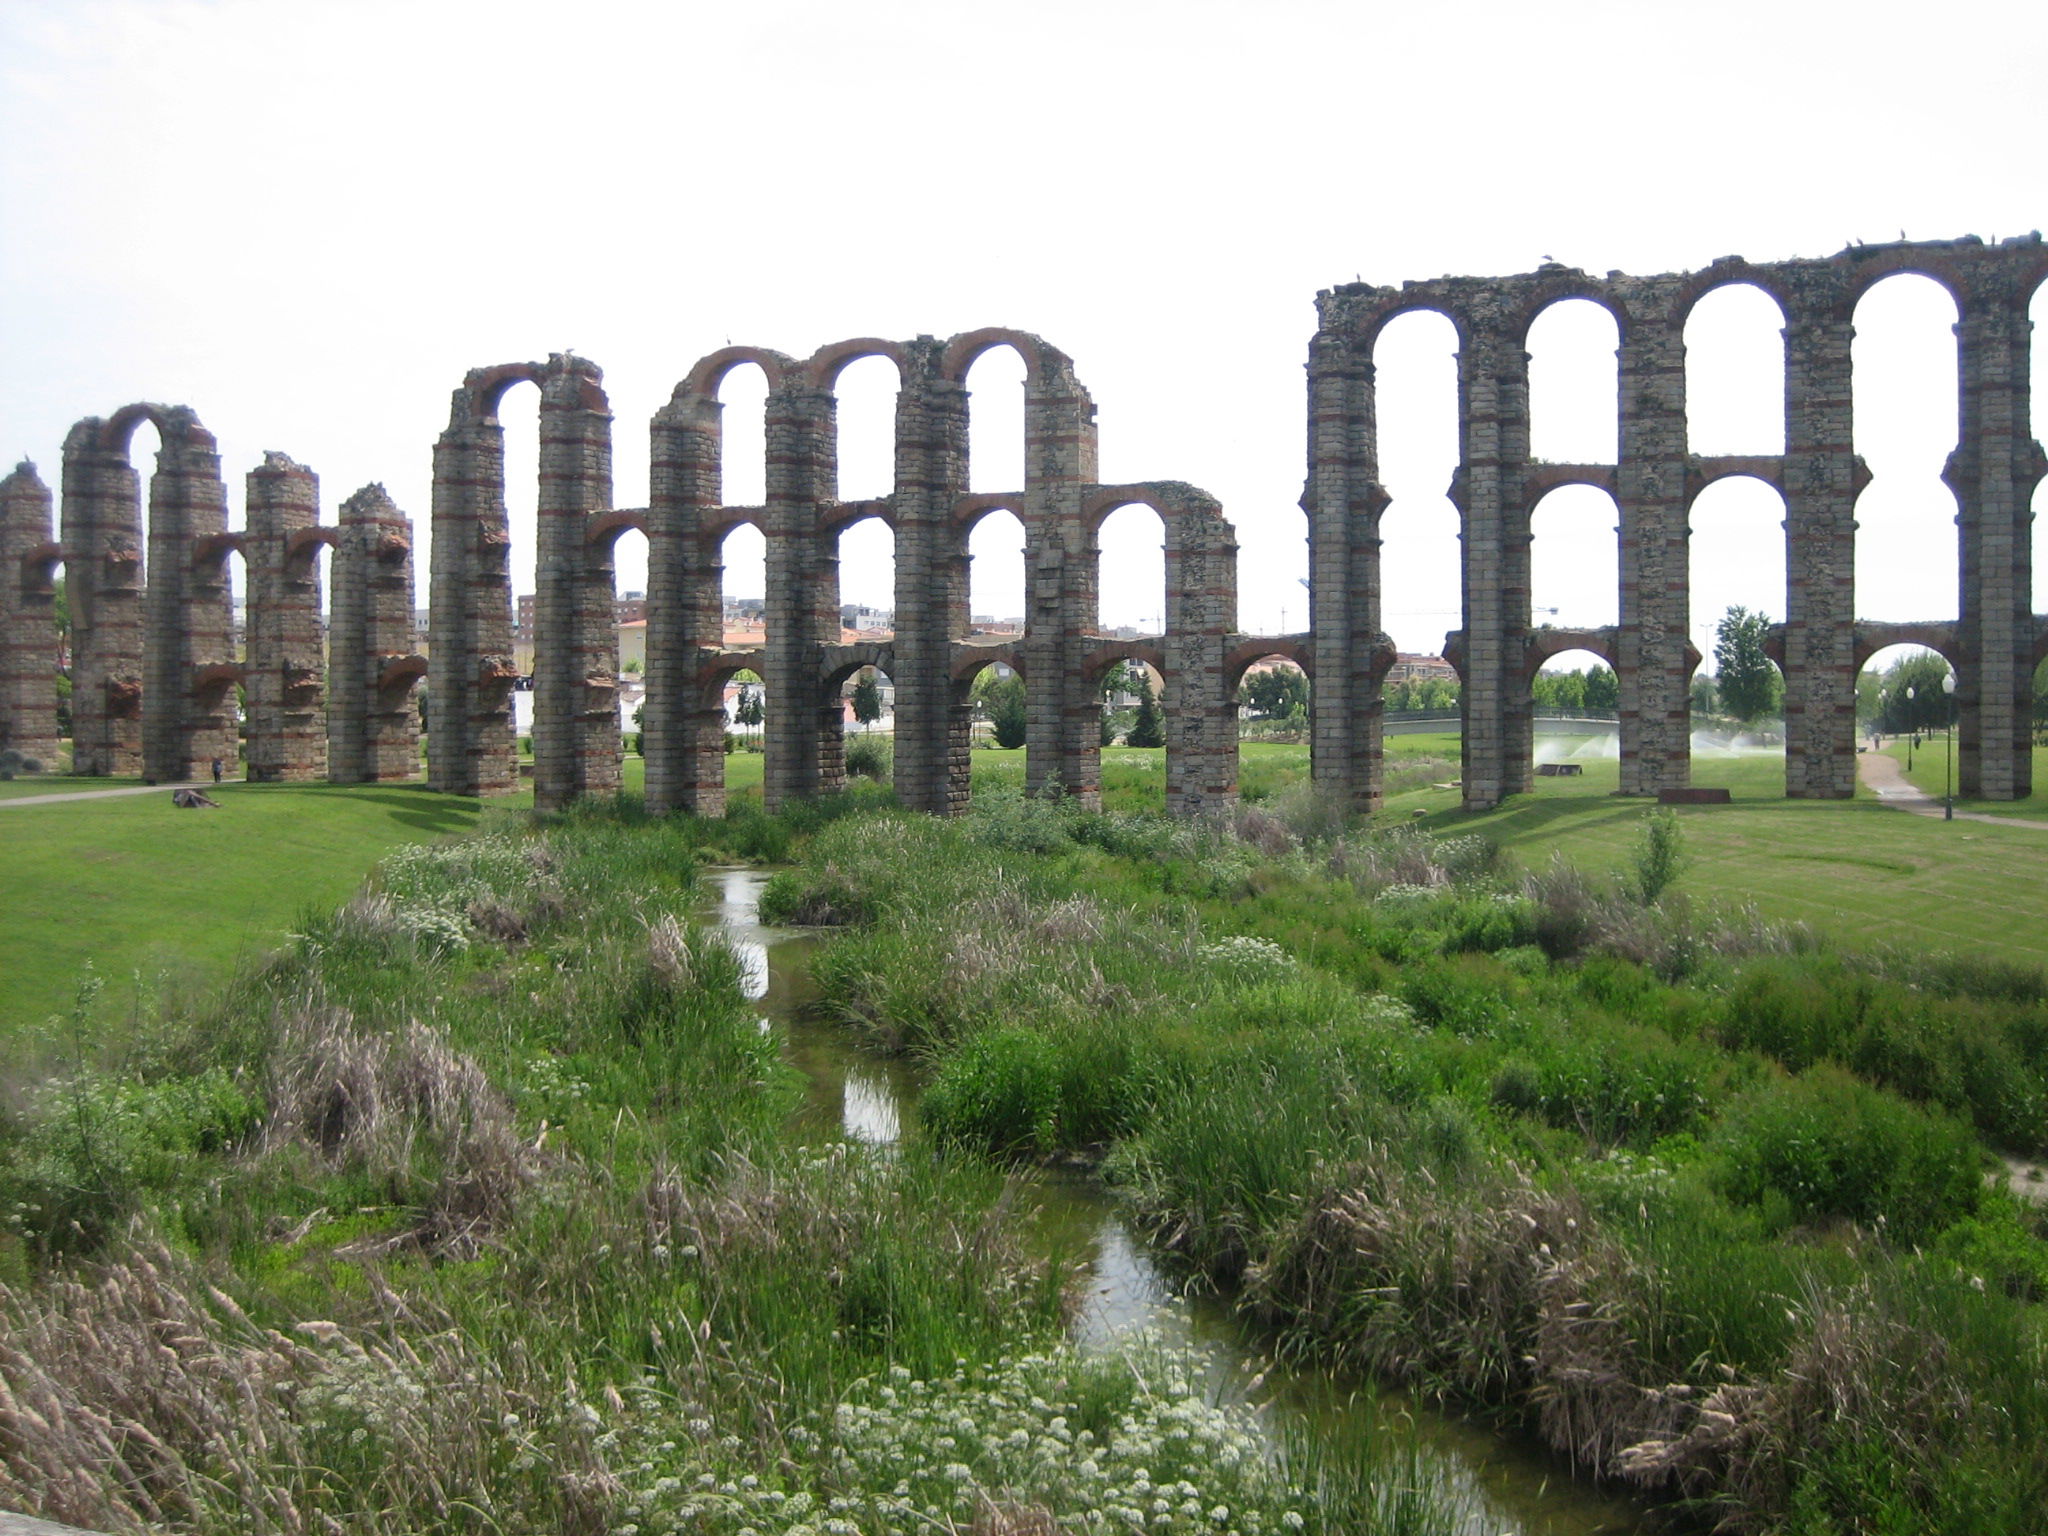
(703, 867, 1647, 1536)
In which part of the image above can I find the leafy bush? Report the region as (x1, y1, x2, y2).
(0, 1066, 259, 1251)
(1713, 1066, 1983, 1242)
(921, 1022, 1148, 1158)
(0, 747, 45, 779)
(844, 732, 893, 781)
(1629, 808, 1688, 904)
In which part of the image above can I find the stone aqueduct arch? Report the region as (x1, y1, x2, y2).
(1311, 232, 2048, 810)
(0, 422, 420, 785)
(1, 234, 2042, 813)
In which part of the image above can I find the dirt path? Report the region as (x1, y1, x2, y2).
(1855, 750, 2048, 831)
(0, 781, 205, 808)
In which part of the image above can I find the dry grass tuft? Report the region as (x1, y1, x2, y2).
(0, 1243, 616, 1535)
(263, 1007, 527, 1253)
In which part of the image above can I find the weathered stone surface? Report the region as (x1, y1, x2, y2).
(5, 235, 2039, 814)
(1311, 233, 2048, 809)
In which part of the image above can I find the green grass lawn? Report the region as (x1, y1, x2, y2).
(0, 775, 143, 800)
(1877, 738, 2048, 819)
(0, 782, 485, 1034)
(11, 734, 2041, 1035)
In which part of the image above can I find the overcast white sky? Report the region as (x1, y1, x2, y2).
(3, 0, 2043, 666)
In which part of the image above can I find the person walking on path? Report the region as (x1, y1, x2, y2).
(211, 757, 223, 784)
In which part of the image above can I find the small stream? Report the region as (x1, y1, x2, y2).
(705, 868, 1647, 1536)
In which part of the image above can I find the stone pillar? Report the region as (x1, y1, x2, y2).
(1160, 484, 1239, 815)
(243, 453, 326, 782)
(762, 380, 838, 812)
(646, 383, 735, 816)
(328, 485, 420, 783)
(1302, 315, 1390, 812)
(1780, 272, 1862, 799)
(0, 462, 61, 766)
(530, 355, 616, 811)
(61, 419, 145, 776)
(1949, 270, 2040, 799)
(1614, 279, 1692, 796)
(1454, 312, 1533, 810)
(889, 340, 969, 815)
(1020, 351, 1101, 805)
(428, 368, 525, 797)
(131, 410, 234, 783)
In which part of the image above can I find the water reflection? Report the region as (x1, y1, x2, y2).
(701, 866, 1642, 1536)
(840, 1065, 901, 1144)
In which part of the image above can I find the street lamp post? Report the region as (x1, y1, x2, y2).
(1906, 686, 1916, 772)
(1943, 671, 1957, 821)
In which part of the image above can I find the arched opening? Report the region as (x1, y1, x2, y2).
(476, 385, 537, 767)
(1533, 647, 1620, 779)
(965, 507, 1025, 635)
(1857, 643, 1957, 796)
(613, 526, 650, 779)
(1529, 484, 1619, 628)
(966, 345, 1026, 495)
(718, 362, 770, 509)
(833, 354, 898, 504)
(835, 514, 894, 639)
(1853, 273, 1960, 622)
(1234, 655, 1309, 739)
(1689, 475, 1787, 669)
(1527, 298, 1619, 463)
(960, 657, 1026, 802)
(1687, 633, 1786, 796)
(1684, 283, 1787, 454)
(1372, 309, 1462, 656)
(720, 521, 766, 646)
(838, 665, 894, 786)
(1094, 502, 1165, 637)
(2032, 280, 2048, 619)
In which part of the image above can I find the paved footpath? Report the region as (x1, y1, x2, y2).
(1855, 750, 2048, 831)
(0, 781, 209, 808)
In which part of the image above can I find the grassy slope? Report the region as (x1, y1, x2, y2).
(1880, 739, 2048, 818)
(992, 736, 2048, 968)
(0, 782, 482, 1032)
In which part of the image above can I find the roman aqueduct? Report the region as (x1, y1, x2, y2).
(2, 234, 2043, 815)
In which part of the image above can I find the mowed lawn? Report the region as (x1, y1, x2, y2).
(0, 782, 483, 1034)
(1403, 771, 2048, 969)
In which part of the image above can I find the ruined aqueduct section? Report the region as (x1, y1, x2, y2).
(2, 235, 2043, 814)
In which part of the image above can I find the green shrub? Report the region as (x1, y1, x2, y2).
(1930, 1195, 2048, 1300)
(1398, 958, 1509, 1036)
(1713, 1066, 1983, 1242)
(1523, 1020, 1713, 1147)
(922, 1022, 1149, 1158)
(0, 1067, 260, 1251)
(843, 732, 892, 781)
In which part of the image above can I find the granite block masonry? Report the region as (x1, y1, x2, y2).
(3, 236, 2041, 812)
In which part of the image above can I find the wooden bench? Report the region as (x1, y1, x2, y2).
(1536, 762, 1584, 777)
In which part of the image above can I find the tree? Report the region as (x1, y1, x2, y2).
(1870, 651, 1953, 735)
(1714, 606, 1782, 724)
(1583, 665, 1619, 711)
(1239, 665, 1307, 721)
(733, 668, 764, 730)
(850, 669, 882, 731)
(985, 673, 1027, 748)
(1127, 680, 1164, 748)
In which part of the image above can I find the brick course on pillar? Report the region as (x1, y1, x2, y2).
(531, 355, 617, 812)
(329, 484, 420, 783)
(244, 452, 326, 782)
(23, 233, 2042, 814)
(0, 462, 61, 765)
(428, 370, 524, 797)
(1312, 234, 2047, 811)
